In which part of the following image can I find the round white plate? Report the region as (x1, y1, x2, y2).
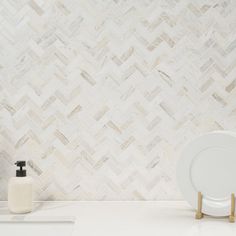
(177, 131, 236, 217)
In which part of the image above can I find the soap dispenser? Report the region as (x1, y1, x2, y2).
(8, 161, 33, 214)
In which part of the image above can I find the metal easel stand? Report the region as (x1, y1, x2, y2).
(195, 192, 235, 223)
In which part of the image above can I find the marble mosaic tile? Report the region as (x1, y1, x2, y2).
(0, 0, 236, 200)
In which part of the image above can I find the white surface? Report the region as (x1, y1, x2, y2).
(177, 131, 236, 217)
(1, 201, 236, 236)
(0, 221, 74, 236)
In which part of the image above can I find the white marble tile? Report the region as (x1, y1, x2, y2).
(0, 0, 236, 200)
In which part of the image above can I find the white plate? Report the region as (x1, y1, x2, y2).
(177, 131, 236, 217)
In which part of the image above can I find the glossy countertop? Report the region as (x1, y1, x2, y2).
(0, 201, 236, 236)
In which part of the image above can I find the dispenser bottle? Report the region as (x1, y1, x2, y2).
(8, 161, 33, 213)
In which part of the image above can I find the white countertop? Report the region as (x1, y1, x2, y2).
(0, 201, 236, 236)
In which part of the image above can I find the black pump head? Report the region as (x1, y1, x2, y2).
(15, 161, 26, 177)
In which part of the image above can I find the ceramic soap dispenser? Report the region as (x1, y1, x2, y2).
(8, 161, 33, 213)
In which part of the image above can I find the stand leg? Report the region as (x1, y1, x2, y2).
(229, 193, 235, 223)
(195, 192, 204, 219)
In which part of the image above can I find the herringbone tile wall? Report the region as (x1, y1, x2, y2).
(0, 0, 236, 200)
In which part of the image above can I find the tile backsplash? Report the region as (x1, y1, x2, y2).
(0, 0, 236, 200)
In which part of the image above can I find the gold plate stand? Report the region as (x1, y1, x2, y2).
(195, 192, 235, 223)
(229, 193, 235, 223)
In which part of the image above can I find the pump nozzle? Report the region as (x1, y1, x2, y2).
(15, 161, 26, 177)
